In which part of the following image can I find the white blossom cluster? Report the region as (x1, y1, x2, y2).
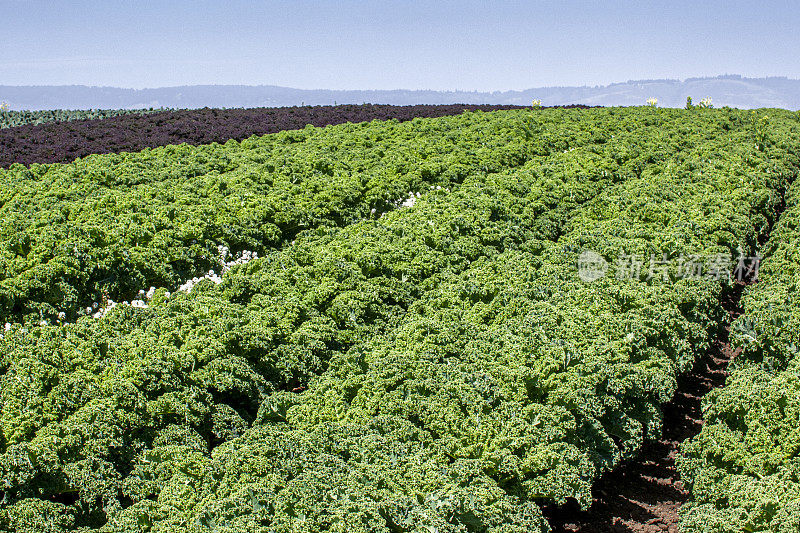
(370, 186, 451, 218)
(401, 192, 420, 209)
(399, 186, 451, 209)
(698, 97, 713, 108)
(177, 271, 222, 293)
(218, 245, 258, 274)
(90, 294, 147, 319)
(169, 247, 259, 294)
(88, 246, 259, 318)
(1, 246, 263, 329)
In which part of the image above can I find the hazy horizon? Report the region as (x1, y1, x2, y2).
(5, 75, 800, 111)
(5, 73, 800, 92)
(2, 0, 799, 91)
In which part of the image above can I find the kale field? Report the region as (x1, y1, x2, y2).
(0, 104, 532, 167)
(0, 104, 798, 532)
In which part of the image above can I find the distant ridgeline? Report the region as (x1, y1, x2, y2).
(1, 75, 800, 110)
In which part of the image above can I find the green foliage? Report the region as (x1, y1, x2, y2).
(0, 108, 165, 129)
(679, 178, 800, 533)
(1, 109, 596, 324)
(686, 96, 694, 109)
(751, 110, 772, 150)
(1, 107, 800, 531)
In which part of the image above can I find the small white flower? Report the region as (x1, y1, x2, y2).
(400, 192, 417, 209)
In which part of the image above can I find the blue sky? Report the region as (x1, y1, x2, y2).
(1, 0, 798, 90)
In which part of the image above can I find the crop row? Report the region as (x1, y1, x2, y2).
(0, 109, 166, 130)
(1, 108, 797, 532)
(228, 109, 795, 532)
(0, 104, 533, 168)
(678, 173, 800, 532)
(0, 146, 627, 530)
(0, 108, 622, 325)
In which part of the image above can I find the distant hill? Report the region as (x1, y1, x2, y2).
(2, 76, 799, 110)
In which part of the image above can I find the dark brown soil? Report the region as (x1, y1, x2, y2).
(543, 281, 748, 533)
